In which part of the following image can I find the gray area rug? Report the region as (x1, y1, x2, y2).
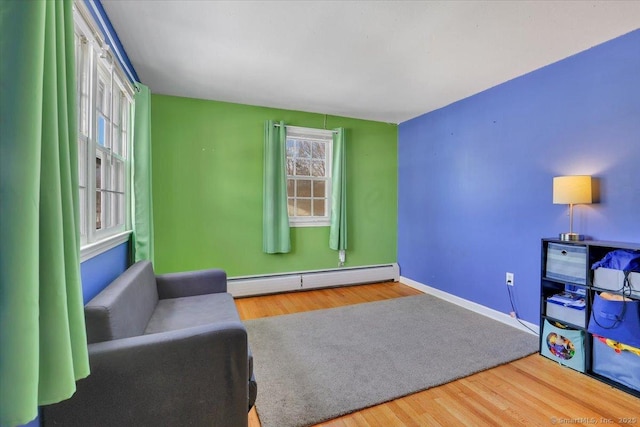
(244, 294, 538, 427)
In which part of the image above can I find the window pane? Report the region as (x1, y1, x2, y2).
(96, 191, 103, 229)
(117, 193, 125, 226)
(311, 160, 325, 177)
(295, 159, 310, 176)
(76, 38, 89, 137)
(97, 81, 105, 112)
(110, 192, 117, 228)
(297, 180, 311, 197)
(97, 72, 111, 116)
(105, 192, 113, 228)
(287, 198, 295, 216)
(112, 125, 121, 157)
(79, 187, 87, 238)
(96, 156, 102, 190)
(287, 179, 294, 197)
(313, 181, 325, 198)
(79, 84, 89, 137)
(76, 11, 134, 243)
(105, 83, 111, 116)
(110, 159, 117, 191)
(121, 131, 127, 159)
(115, 159, 125, 192)
(113, 91, 121, 125)
(78, 139, 87, 186)
(97, 114, 108, 147)
(296, 199, 311, 216)
(312, 141, 325, 159)
(297, 140, 311, 158)
(284, 129, 333, 224)
(96, 156, 103, 229)
(286, 139, 295, 157)
(313, 199, 325, 217)
(121, 102, 128, 155)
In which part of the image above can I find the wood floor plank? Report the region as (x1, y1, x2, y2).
(383, 400, 424, 427)
(443, 380, 505, 427)
(239, 282, 639, 427)
(360, 405, 402, 427)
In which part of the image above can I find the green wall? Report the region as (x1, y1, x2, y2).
(151, 94, 397, 276)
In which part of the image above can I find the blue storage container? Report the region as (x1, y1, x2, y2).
(592, 336, 640, 392)
(588, 293, 640, 348)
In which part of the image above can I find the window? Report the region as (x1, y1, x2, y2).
(286, 126, 333, 227)
(74, 3, 134, 258)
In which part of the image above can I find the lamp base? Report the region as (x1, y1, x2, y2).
(559, 232, 584, 241)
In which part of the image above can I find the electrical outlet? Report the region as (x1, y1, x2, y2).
(506, 272, 514, 286)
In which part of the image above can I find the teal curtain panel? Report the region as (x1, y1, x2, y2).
(132, 83, 155, 263)
(0, 0, 90, 425)
(263, 121, 291, 253)
(330, 128, 347, 251)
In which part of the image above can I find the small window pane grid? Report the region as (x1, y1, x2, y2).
(286, 129, 332, 227)
(74, 6, 133, 249)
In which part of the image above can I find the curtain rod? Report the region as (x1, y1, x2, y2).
(273, 123, 338, 134)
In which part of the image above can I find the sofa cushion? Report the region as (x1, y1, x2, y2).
(85, 261, 159, 343)
(144, 292, 240, 334)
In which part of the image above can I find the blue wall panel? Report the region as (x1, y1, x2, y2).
(80, 242, 130, 303)
(398, 30, 640, 324)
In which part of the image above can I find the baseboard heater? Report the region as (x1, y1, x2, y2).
(228, 263, 399, 297)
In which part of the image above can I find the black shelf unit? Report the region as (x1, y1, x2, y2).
(540, 238, 640, 398)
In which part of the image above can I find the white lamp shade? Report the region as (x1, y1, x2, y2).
(553, 176, 592, 204)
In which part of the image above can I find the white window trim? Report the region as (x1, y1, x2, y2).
(80, 230, 131, 262)
(74, 0, 134, 261)
(286, 126, 334, 227)
(289, 220, 332, 228)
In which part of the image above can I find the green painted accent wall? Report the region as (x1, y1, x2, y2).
(151, 94, 397, 276)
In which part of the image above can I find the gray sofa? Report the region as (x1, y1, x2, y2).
(43, 261, 257, 427)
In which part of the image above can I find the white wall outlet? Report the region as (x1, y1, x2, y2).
(506, 272, 514, 286)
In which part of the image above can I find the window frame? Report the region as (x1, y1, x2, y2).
(74, 2, 134, 260)
(286, 126, 334, 228)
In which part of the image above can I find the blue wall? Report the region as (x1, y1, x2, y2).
(398, 30, 640, 324)
(80, 241, 129, 303)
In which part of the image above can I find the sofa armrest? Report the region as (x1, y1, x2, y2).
(43, 322, 249, 427)
(156, 268, 227, 299)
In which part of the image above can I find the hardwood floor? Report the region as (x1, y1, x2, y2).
(235, 282, 639, 427)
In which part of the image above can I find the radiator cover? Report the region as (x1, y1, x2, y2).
(228, 263, 399, 297)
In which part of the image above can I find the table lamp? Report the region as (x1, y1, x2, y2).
(553, 175, 592, 241)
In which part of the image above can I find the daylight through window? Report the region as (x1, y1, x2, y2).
(74, 3, 134, 254)
(286, 126, 333, 227)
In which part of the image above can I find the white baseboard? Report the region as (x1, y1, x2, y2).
(400, 276, 539, 336)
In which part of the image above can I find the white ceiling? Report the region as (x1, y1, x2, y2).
(101, 1, 640, 124)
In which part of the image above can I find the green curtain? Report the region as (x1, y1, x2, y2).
(263, 120, 291, 253)
(132, 83, 155, 263)
(329, 128, 347, 251)
(0, 0, 90, 425)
